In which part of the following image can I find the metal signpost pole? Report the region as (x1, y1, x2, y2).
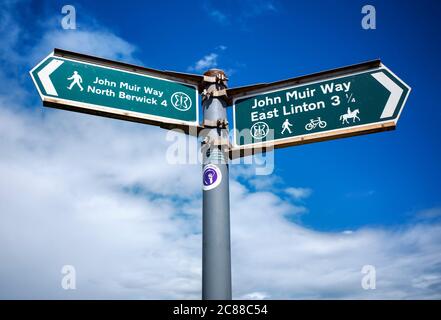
(201, 69, 232, 300)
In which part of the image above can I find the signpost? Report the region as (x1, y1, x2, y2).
(30, 50, 411, 300)
(30, 50, 200, 131)
(230, 61, 410, 156)
(201, 70, 231, 300)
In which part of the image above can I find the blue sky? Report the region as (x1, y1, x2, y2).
(1, 0, 441, 299)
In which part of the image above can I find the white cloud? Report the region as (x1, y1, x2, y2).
(30, 29, 139, 66)
(241, 291, 269, 300)
(188, 53, 218, 72)
(0, 105, 203, 299)
(285, 187, 312, 200)
(248, 175, 281, 191)
(209, 10, 229, 25)
(230, 182, 441, 299)
(2, 115, 441, 299)
(2, 94, 441, 300)
(417, 207, 441, 220)
(187, 46, 238, 75)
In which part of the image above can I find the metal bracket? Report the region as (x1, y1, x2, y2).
(211, 137, 230, 147)
(203, 73, 228, 84)
(200, 124, 230, 145)
(202, 119, 217, 128)
(201, 88, 227, 102)
(201, 135, 212, 146)
(217, 118, 229, 129)
(201, 136, 231, 149)
(203, 75, 217, 83)
(202, 118, 229, 128)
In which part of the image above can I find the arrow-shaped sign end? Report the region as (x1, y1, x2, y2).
(372, 71, 405, 119)
(36, 59, 64, 96)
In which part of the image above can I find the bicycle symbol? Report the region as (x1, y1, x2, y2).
(305, 117, 327, 131)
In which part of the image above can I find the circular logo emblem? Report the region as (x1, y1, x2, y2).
(250, 121, 269, 139)
(202, 164, 222, 191)
(171, 92, 192, 111)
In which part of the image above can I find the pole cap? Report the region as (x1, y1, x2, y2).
(204, 69, 226, 77)
(203, 69, 228, 84)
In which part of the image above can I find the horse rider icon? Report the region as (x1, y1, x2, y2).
(281, 119, 293, 134)
(340, 107, 361, 124)
(67, 71, 84, 91)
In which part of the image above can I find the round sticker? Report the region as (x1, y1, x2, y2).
(202, 164, 222, 191)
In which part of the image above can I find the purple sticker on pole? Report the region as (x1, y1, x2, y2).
(202, 164, 222, 191)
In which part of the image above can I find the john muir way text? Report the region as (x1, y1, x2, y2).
(249, 81, 351, 121)
(89, 77, 165, 105)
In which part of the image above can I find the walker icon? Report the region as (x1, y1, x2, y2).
(202, 164, 222, 191)
(281, 119, 293, 134)
(67, 71, 83, 91)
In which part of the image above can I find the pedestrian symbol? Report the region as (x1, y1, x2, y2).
(281, 119, 293, 134)
(67, 71, 83, 91)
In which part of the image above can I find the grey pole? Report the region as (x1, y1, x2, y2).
(201, 69, 232, 300)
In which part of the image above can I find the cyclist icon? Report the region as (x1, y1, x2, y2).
(305, 117, 327, 131)
(67, 71, 84, 91)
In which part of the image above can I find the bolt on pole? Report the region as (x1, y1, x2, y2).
(201, 69, 232, 300)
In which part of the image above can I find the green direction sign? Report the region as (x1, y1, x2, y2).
(233, 64, 410, 149)
(30, 53, 199, 127)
